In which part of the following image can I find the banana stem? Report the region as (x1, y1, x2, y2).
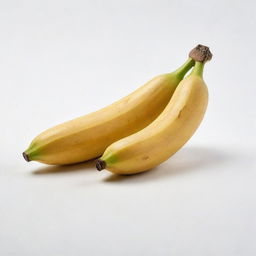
(173, 58, 195, 80)
(191, 61, 204, 77)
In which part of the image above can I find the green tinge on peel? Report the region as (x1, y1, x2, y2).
(191, 61, 204, 77)
(96, 153, 118, 171)
(102, 153, 118, 166)
(173, 58, 195, 81)
(23, 145, 40, 162)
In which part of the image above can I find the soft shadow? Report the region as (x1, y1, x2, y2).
(32, 159, 95, 175)
(103, 146, 233, 183)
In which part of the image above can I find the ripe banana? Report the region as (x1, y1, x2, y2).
(96, 45, 212, 174)
(23, 54, 195, 165)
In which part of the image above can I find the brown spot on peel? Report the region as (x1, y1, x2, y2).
(178, 106, 186, 119)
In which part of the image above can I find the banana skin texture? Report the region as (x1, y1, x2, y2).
(96, 61, 209, 175)
(23, 58, 194, 165)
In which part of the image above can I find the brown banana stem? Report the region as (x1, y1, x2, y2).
(189, 44, 212, 63)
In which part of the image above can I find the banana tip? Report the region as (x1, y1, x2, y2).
(22, 152, 30, 162)
(95, 159, 106, 171)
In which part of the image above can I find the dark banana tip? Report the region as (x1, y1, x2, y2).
(22, 152, 30, 162)
(95, 159, 106, 171)
(189, 44, 213, 63)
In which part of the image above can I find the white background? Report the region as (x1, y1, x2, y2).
(0, 0, 256, 255)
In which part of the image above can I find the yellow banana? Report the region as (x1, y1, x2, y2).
(96, 45, 212, 174)
(23, 54, 195, 165)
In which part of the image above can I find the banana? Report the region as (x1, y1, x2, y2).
(23, 54, 195, 165)
(96, 45, 212, 174)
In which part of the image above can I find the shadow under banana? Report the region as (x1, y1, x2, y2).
(32, 159, 95, 175)
(103, 146, 232, 183)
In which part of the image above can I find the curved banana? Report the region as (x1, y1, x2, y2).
(23, 56, 194, 165)
(96, 45, 212, 174)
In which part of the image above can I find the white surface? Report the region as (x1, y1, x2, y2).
(0, 0, 256, 255)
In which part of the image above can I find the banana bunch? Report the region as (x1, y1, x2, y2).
(23, 44, 212, 175)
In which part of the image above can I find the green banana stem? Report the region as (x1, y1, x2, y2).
(191, 61, 204, 77)
(188, 44, 212, 78)
(174, 58, 195, 80)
